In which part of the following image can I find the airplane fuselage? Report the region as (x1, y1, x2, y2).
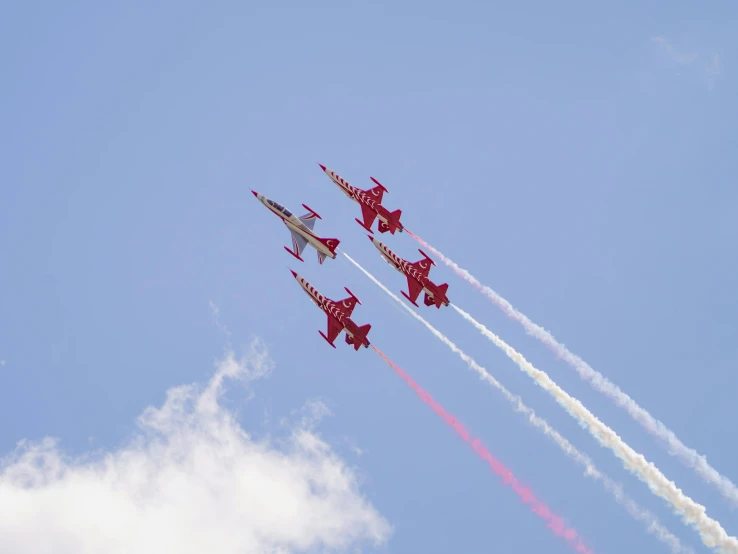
(254, 192, 336, 259)
(292, 272, 366, 344)
(372, 239, 449, 306)
(321, 168, 398, 230)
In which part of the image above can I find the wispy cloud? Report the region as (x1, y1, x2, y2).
(0, 339, 391, 554)
(651, 36, 698, 65)
(0, 360, 5, 367)
(651, 36, 722, 90)
(209, 300, 233, 344)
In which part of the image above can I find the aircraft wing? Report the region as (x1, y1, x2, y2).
(289, 230, 308, 257)
(404, 276, 424, 304)
(359, 204, 377, 230)
(365, 184, 385, 203)
(408, 258, 432, 278)
(324, 313, 343, 343)
(298, 212, 317, 231)
(334, 294, 359, 317)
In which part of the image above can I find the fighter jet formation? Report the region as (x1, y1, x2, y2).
(250, 163, 738, 554)
(252, 163, 448, 351)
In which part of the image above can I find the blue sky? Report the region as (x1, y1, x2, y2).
(1, 2, 737, 553)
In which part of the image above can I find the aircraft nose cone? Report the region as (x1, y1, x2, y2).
(250, 189, 259, 198)
(367, 235, 377, 244)
(317, 163, 326, 171)
(289, 269, 298, 278)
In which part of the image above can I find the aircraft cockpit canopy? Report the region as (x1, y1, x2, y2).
(267, 199, 292, 217)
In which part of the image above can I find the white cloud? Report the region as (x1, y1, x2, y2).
(0, 339, 391, 554)
(651, 36, 722, 89)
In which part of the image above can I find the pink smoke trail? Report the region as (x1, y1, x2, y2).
(371, 344, 594, 554)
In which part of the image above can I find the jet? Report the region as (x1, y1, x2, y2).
(369, 236, 450, 309)
(251, 190, 340, 264)
(317, 164, 404, 235)
(290, 269, 371, 350)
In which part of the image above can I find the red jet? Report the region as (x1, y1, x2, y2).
(369, 236, 450, 308)
(318, 163, 404, 235)
(290, 269, 372, 350)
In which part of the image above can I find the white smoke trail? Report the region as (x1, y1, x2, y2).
(342, 252, 694, 554)
(409, 233, 738, 508)
(451, 303, 738, 554)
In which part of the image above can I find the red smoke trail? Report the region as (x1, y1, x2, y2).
(371, 344, 594, 554)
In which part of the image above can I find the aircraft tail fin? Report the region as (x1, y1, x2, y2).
(316, 236, 340, 256)
(389, 209, 403, 234)
(424, 283, 449, 309)
(378, 211, 402, 234)
(346, 323, 372, 350)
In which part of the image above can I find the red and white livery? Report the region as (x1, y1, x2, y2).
(317, 164, 404, 235)
(251, 190, 340, 264)
(290, 269, 372, 350)
(369, 236, 450, 309)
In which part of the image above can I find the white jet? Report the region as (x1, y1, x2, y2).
(251, 190, 340, 264)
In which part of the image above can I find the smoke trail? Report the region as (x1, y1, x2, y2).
(343, 252, 692, 554)
(406, 230, 738, 508)
(451, 303, 738, 554)
(370, 345, 594, 554)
